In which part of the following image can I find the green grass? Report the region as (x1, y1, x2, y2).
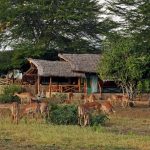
(0, 119, 150, 150)
(0, 107, 150, 150)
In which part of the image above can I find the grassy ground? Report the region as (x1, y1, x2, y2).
(0, 106, 150, 150)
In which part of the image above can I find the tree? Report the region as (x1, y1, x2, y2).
(98, 38, 150, 100)
(0, 51, 13, 73)
(98, 0, 150, 99)
(107, 0, 150, 50)
(0, 0, 118, 68)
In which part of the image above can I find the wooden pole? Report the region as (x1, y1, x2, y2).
(78, 78, 81, 92)
(61, 85, 63, 93)
(86, 79, 88, 95)
(84, 79, 87, 97)
(37, 75, 40, 95)
(98, 80, 102, 99)
(49, 77, 52, 98)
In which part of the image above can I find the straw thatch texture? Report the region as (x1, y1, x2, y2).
(28, 58, 85, 77)
(58, 54, 100, 73)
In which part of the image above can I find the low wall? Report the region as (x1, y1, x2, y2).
(0, 84, 149, 101)
(50, 92, 150, 101)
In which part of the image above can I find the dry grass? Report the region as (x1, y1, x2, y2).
(0, 106, 150, 150)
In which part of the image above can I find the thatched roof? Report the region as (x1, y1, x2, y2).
(28, 58, 85, 77)
(58, 54, 100, 73)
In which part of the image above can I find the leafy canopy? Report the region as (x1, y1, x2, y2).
(99, 0, 150, 97)
(98, 38, 149, 98)
(107, 0, 150, 50)
(99, 38, 147, 81)
(0, 0, 118, 68)
(0, 51, 13, 73)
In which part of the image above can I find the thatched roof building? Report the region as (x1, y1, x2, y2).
(58, 54, 100, 73)
(28, 54, 100, 77)
(28, 58, 85, 77)
(24, 54, 100, 95)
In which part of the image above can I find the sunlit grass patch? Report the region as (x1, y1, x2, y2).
(0, 107, 150, 150)
(0, 119, 150, 150)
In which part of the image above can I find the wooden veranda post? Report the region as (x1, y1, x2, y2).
(78, 78, 81, 92)
(98, 80, 103, 99)
(84, 79, 87, 97)
(49, 77, 52, 98)
(99, 84, 102, 99)
(37, 75, 40, 95)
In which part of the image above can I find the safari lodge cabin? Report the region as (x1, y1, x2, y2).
(22, 54, 102, 97)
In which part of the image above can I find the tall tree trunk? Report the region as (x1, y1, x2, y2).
(125, 82, 136, 101)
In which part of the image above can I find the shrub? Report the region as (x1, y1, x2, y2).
(0, 84, 22, 103)
(48, 104, 109, 126)
(137, 80, 150, 93)
(144, 80, 150, 93)
(90, 114, 109, 126)
(48, 104, 78, 125)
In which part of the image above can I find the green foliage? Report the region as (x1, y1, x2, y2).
(106, 1, 150, 88)
(144, 80, 150, 93)
(90, 114, 109, 126)
(108, 1, 150, 45)
(48, 104, 109, 126)
(0, 0, 117, 68)
(98, 38, 149, 99)
(99, 38, 140, 81)
(0, 51, 13, 73)
(0, 84, 22, 103)
(137, 80, 150, 93)
(48, 104, 78, 125)
(3, 85, 22, 95)
(137, 81, 143, 92)
(11, 43, 46, 68)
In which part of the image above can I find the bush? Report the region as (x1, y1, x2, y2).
(90, 114, 109, 126)
(48, 104, 78, 125)
(137, 80, 150, 93)
(0, 84, 22, 103)
(48, 104, 109, 126)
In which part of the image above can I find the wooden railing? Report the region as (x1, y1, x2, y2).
(50, 84, 80, 93)
(22, 84, 84, 96)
